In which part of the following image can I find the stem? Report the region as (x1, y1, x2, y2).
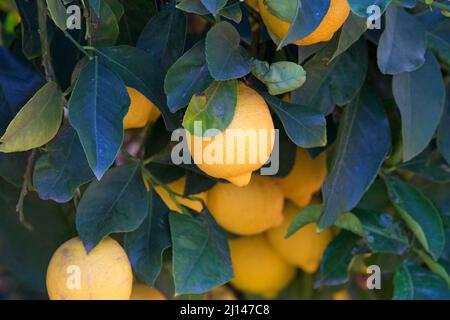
(37, 0, 56, 81)
(63, 30, 93, 59)
(415, 249, 450, 287)
(417, 0, 450, 11)
(16, 150, 37, 230)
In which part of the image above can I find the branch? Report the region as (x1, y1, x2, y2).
(16, 149, 37, 230)
(37, 0, 56, 81)
(417, 0, 450, 12)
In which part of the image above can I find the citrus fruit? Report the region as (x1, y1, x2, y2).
(333, 290, 351, 300)
(259, 0, 350, 46)
(267, 202, 333, 273)
(154, 176, 207, 213)
(186, 83, 275, 187)
(130, 283, 166, 300)
(46, 237, 133, 300)
(229, 235, 296, 298)
(124, 87, 160, 129)
(276, 148, 327, 208)
(207, 175, 284, 235)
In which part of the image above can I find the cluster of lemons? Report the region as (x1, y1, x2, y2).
(46, 1, 351, 300)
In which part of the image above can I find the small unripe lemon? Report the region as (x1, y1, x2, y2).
(154, 176, 207, 213)
(259, 0, 350, 46)
(267, 202, 333, 273)
(187, 83, 275, 187)
(124, 87, 160, 129)
(46, 237, 133, 300)
(130, 283, 166, 300)
(207, 175, 284, 235)
(229, 235, 296, 298)
(276, 148, 327, 208)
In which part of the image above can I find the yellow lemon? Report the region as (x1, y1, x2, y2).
(205, 286, 237, 300)
(276, 148, 327, 208)
(154, 176, 207, 213)
(207, 175, 284, 235)
(333, 290, 351, 300)
(46, 237, 133, 300)
(229, 235, 296, 298)
(186, 83, 275, 187)
(267, 202, 333, 273)
(124, 87, 160, 129)
(259, 0, 350, 46)
(130, 283, 166, 300)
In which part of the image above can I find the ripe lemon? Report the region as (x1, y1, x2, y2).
(333, 290, 351, 300)
(207, 175, 284, 235)
(229, 235, 296, 298)
(124, 87, 160, 129)
(46, 237, 133, 300)
(154, 176, 207, 213)
(267, 202, 333, 273)
(276, 148, 327, 208)
(186, 83, 275, 187)
(130, 283, 166, 300)
(259, 0, 350, 46)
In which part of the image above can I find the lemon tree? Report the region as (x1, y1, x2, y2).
(0, 0, 449, 301)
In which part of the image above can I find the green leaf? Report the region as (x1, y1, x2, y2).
(118, 0, 157, 45)
(286, 204, 364, 238)
(183, 80, 237, 136)
(164, 40, 214, 112)
(0, 81, 63, 153)
(89, 0, 120, 46)
(330, 13, 367, 61)
(218, 1, 242, 23)
(393, 262, 450, 300)
(262, 93, 326, 148)
(205, 21, 251, 81)
(384, 176, 445, 260)
(124, 189, 171, 287)
(347, 0, 391, 17)
(170, 210, 233, 295)
(46, 0, 68, 30)
(319, 87, 391, 229)
(316, 231, 367, 287)
(264, 0, 296, 22)
(252, 60, 306, 95)
(137, 3, 187, 71)
(95, 46, 179, 130)
(0, 179, 74, 292)
(15, 0, 41, 59)
(200, 0, 227, 16)
(377, 6, 427, 75)
(68, 57, 130, 180)
(76, 163, 148, 252)
(393, 50, 446, 161)
(437, 87, 450, 165)
(415, 250, 450, 287)
(354, 208, 409, 255)
(33, 125, 94, 203)
(176, 0, 210, 15)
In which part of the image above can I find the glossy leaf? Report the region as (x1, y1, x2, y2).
(384, 175, 445, 260)
(200, 0, 227, 16)
(46, 0, 68, 30)
(170, 210, 233, 294)
(76, 163, 149, 251)
(347, 0, 391, 17)
(319, 87, 391, 229)
(0, 81, 63, 153)
(331, 13, 367, 61)
(124, 189, 171, 287)
(33, 125, 94, 203)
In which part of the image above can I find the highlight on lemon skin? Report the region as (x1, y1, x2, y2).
(154, 176, 207, 213)
(228, 235, 296, 299)
(124, 87, 161, 129)
(46, 237, 133, 300)
(130, 283, 166, 300)
(207, 175, 284, 236)
(186, 82, 275, 187)
(276, 148, 327, 208)
(267, 201, 333, 273)
(258, 0, 351, 46)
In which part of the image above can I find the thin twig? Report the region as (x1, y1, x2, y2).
(16, 150, 37, 230)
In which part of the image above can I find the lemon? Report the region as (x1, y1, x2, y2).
(333, 290, 351, 300)
(267, 202, 333, 273)
(187, 83, 275, 187)
(259, 0, 350, 46)
(276, 148, 327, 208)
(207, 175, 284, 235)
(124, 87, 160, 129)
(154, 176, 207, 213)
(46, 237, 133, 300)
(229, 235, 296, 298)
(130, 283, 166, 300)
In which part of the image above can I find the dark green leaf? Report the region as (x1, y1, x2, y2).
(384, 175, 445, 260)
(0, 152, 29, 187)
(76, 163, 148, 251)
(438, 87, 450, 165)
(200, 0, 227, 16)
(331, 13, 367, 61)
(319, 87, 391, 229)
(89, 0, 120, 46)
(347, 0, 391, 17)
(15, 0, 41, 59)
(68, 57, 129, 180)
(170, 210, 233, 294)
(46, 0, 68, 30)
(118, 0, 157, 45)
(124, 189, 171, 287)
(33, 125, 94, 203)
